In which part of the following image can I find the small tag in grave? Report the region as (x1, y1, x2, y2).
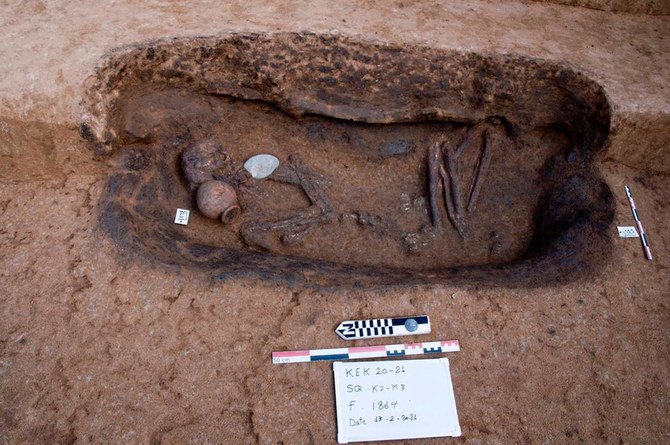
(174, 208, 190, 225)
(333, 358, 461, 443)
(617, 226, 639, 238)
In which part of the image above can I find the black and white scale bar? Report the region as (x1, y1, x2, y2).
(625, 185, 652, 260)
(336, 315, 430, 340)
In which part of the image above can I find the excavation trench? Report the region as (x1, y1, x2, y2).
(80, 32, 614, 288)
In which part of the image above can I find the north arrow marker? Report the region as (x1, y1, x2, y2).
(335, 315, 431, 340)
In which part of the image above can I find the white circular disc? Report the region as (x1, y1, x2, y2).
(243, 154, 280, 179)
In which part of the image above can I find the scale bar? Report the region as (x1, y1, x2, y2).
(625, 185, 652, 260)
(272, 340, 460, 364)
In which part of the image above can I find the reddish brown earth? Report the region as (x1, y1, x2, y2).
(86, 33, 615, 289)
(531, 0, 670, 15)
(1, 2, 669, 445)
(1, 157, 668, 444)
(102, 78, 607, 279)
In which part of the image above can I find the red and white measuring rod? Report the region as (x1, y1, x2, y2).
(625, 185, 652, 260)
(272, 340, 460, 364)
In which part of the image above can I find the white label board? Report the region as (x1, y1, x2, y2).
(333, 358, 461, 443)
(174, 208, 190, 225)
(617, 226, 639, 238)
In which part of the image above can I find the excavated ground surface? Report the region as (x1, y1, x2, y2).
(101, 83, 611, 287)
(1, 156, 668, 444)
(89, 33, 613, 287)
(109, 88, 563, 269)
(532, 0, 670, 14)
(1, 2, 669, 445)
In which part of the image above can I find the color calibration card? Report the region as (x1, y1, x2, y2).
(333, 358, 461, 443)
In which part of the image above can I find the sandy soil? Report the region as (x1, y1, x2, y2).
(531, 0, 670, 15)
(105, 83, 599, 273)
(1, 1, 669, 444)
(1, 152, 668, 444)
